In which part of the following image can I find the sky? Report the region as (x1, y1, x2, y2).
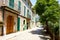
(30, 0, 60, 6)
(30, 0, 36, 6)
(58, 0, 60, 4)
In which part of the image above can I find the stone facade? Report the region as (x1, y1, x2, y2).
(0, 0, 37, 36)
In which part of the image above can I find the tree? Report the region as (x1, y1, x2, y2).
(34, 0, 60, 40)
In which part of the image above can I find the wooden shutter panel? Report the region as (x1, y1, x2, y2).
(18, 1, 21, 10)
(24, 6, 26, 16)
(9, 0, 14, 8)
(17, 17, 20, 31)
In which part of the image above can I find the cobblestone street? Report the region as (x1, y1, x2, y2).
(7, 27, 50, 40)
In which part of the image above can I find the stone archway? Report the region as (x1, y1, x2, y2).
(6, 15, 14, 34)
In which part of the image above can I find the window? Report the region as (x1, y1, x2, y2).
(30, 6, 31, 8)
(23, 20, 25, 24)
(28, 3, 29, 6)
(22, 0, 26, 2)
(9, 0, 14, 8)
(30, 4, 31, 8)
(25, 0, 26, 1)
(27, 10, 29, 14)
(24, 6, 26, 16)
(18, 1, 21, 10)
(27, 10, 29, 17)
(27, 10, 31, 18)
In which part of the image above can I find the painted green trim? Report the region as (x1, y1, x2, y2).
(27, 10, 29, 14)
(9, 0, 14, 8)
(17, 17, 20, 31)
(18, 1, 21, 10)
(24, 6, 26, 16)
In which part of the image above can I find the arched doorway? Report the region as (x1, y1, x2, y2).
(6, 16, 14, 34)
(26, 19, 30, 29)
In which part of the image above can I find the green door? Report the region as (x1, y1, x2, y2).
(17, 17, 20, 31)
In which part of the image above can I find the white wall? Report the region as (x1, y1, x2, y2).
(20, 0, 32, 17)
(19, 0, 33, 29)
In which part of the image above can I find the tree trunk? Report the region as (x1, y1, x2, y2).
(45, 21, 49, 33)
(45, 21, 55, 40)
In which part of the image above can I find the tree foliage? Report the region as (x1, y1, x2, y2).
(34, 0, 60, 40)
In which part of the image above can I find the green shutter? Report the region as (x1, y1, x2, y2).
(27, 10, 29, 14)
(24, 6, 26, 16)
(27, 10, 29, 17)
(18, 1, 21, 10)
(17, 17, 20, 31)
(9, 0, 14, 8)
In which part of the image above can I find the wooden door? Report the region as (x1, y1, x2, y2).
(6, 16, 14, 34)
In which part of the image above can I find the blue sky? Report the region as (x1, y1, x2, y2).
(30, 0, 60, 6)
(58, 0, 60, 4)
(30, 0, 36, 6)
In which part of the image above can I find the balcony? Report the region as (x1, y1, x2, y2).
(0, 0, 20, 13)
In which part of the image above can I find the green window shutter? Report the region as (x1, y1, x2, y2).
(22, 0, 26, 2)
(24, 6, 26, 16)
(9, 0, 14, 8)
(17, 17, 20, 31)
(18, 1, 21, 10)
(27, 10, 29, 17)
(27, 10, 29, 14)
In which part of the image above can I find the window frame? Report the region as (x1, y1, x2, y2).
(24, 6, 26, 16)
(18, 1, 21, 10)
(9, 0, 14, 8)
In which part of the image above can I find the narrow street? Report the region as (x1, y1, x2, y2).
(8, 27, 50, 40)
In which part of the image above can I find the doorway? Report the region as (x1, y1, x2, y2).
(6, 16, 14, 34)
(17, 17, 20, 31)
(27, 20, 30, 29)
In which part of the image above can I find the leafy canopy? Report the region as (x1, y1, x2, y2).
(34, 0, 60, 24)
(34, 0, 60, 36)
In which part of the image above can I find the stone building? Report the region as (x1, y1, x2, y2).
(0, 0, 37, 36)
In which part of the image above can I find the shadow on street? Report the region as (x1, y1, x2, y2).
(29, 27, 47, 35)
(29, 27, 50, 40)
(29, 29, 44, 35)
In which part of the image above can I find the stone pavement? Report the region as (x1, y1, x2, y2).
(7, 27, 50, 40)
(0, 27, 50, 40)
